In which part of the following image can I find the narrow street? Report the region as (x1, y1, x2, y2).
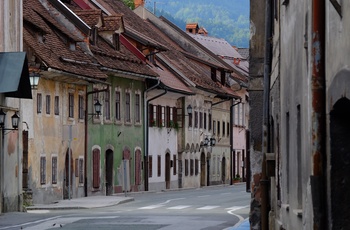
(0, 184, 250, 230)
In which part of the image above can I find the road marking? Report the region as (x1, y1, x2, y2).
(167, 205, 191, 210)
(138, 204, 164, 209)
(226, 205, 249, 211)
(197, 206, 220, 210)
(158, 198, 186, 205)
(220, 193, 231, 195)
(197, 195, 210, 198)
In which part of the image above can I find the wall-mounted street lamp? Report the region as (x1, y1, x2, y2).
(29, 72, 40, 90)
(201, 136, 216, 147)
(93, 100, 102, 116)
(187, 104, 192, 115)
(0, 109, 20, 131)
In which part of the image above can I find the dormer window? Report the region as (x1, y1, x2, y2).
(90, 27, 98, 45)
(220, 70, 226, 86)
(211, 67, 217, 82)
(37, 32, 45, 44)
(113, 33, 120, 51)
(69, 41, 76, 51)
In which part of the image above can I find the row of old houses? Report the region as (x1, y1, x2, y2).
(249, 0, 350, 229)
(0, 0, 249, 212)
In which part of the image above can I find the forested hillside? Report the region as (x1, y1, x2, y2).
(145, 0, 249, 48)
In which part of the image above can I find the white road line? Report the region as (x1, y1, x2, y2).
(197, 195, 210, 198)
(225, 205, 249, 211)
(158, 198, 186, 205)
(138, 204, 164, 209)
(167, 205, 191, 210)
(220, 193, 231, 195)
(197, 206, 220, 210)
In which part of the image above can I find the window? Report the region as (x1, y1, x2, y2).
(115, 91, 121, 121)
(135, 94, 141, 123)
(161, 106, 165, 127)
(46, 95, 51, 114)
(157, 155, 161, 177)
(217, 121, 221, 137)
(113, 33, 120, 50)
(173, 155, 177, 175)
(40, 156, 46, 185)
(223, 122, 225, 136)
(190, 159, 194, 176)
(199, 112, 203, 129)
(166, 106, 171, 127)
(79, 95, 84, 119)
(69, 93, 74, 118)
(227, 122, 230, 136)
(194, 111, 198, 128)
(213, 120, 216, 135)
(37, 93, 42, 113)
(185, 159, 189, 176)
(79, 158, 84, 184)
(104, 91, 110, 120)
(195, 159, 199, 175)
(54, 96, 59, 115)
(92, 149, 100, 188)
(52, 156, 57, 184)
(188, 109, 193, 128)
(149, 155, 153, 178)
(125, 92, 131, 122)
(204, 112, 207, 129)
(208, 113, 212, 130)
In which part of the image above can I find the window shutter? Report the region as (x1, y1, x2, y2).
(149, 103, 153, 126)
(93, 149, 100, 188)
(166, 106, 170, 127)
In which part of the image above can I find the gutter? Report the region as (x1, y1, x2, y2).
(47, 68, 109, 85)
(261, 0, 273, 229)
(100, 67, 158, 80)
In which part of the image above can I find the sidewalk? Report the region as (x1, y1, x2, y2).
(25, 195, 134, 211)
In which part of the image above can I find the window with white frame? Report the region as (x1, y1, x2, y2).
(135, 93, 141, 123)
(68, 93, 74, 118)
(104, 90, 110, 120)
(161, 106, 165, 127)
(54, 96, 59, 115)
(46, 95, 51, 114)
(78, 95, 84, 119)
(115, 91, 121, 121)
(125, 92, 131, 123)
(37, 93, 42, 114)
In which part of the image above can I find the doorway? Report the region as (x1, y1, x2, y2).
(134, 149, 142, 191)
(105, 149, 113, 196)
(221, 157, 226, 184)
(165, 153, 171, 189)
(200, 152, 206, 186)
(330, 97, 350, 228)
(63, 149, 73, 199)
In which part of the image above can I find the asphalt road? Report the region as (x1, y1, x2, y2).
(0, 184, 250, 230)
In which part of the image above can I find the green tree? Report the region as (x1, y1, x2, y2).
(122, 0, 135, 10)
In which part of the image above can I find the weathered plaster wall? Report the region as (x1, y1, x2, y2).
(29, 78, 86, 204)
(87, 77, 145, 195)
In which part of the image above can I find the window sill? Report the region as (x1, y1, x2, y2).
(281, 204, 290, 212)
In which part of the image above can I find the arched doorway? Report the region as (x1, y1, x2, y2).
(330, 97, 350, 228)
(221, 157, 226, 184)
(105, 149, 113, 196)
(165, 153, 171, 189)
(200, 152, 206, 186)
(63, 148, 73, 199)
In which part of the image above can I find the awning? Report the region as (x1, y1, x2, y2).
(0, 52, 32, 99)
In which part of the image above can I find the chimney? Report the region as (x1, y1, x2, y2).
(186, 23, 199, 34)
(134, 0, 145, 8)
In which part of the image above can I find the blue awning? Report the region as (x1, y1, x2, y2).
(0, 52, 32, 99)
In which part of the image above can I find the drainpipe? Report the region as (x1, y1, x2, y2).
(261, 0, 273, 229)
(230, 99, 242, 185)
(311, 0, 326, 228)
(143, 79, 161, 191)
(84, 86, 109, 197)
